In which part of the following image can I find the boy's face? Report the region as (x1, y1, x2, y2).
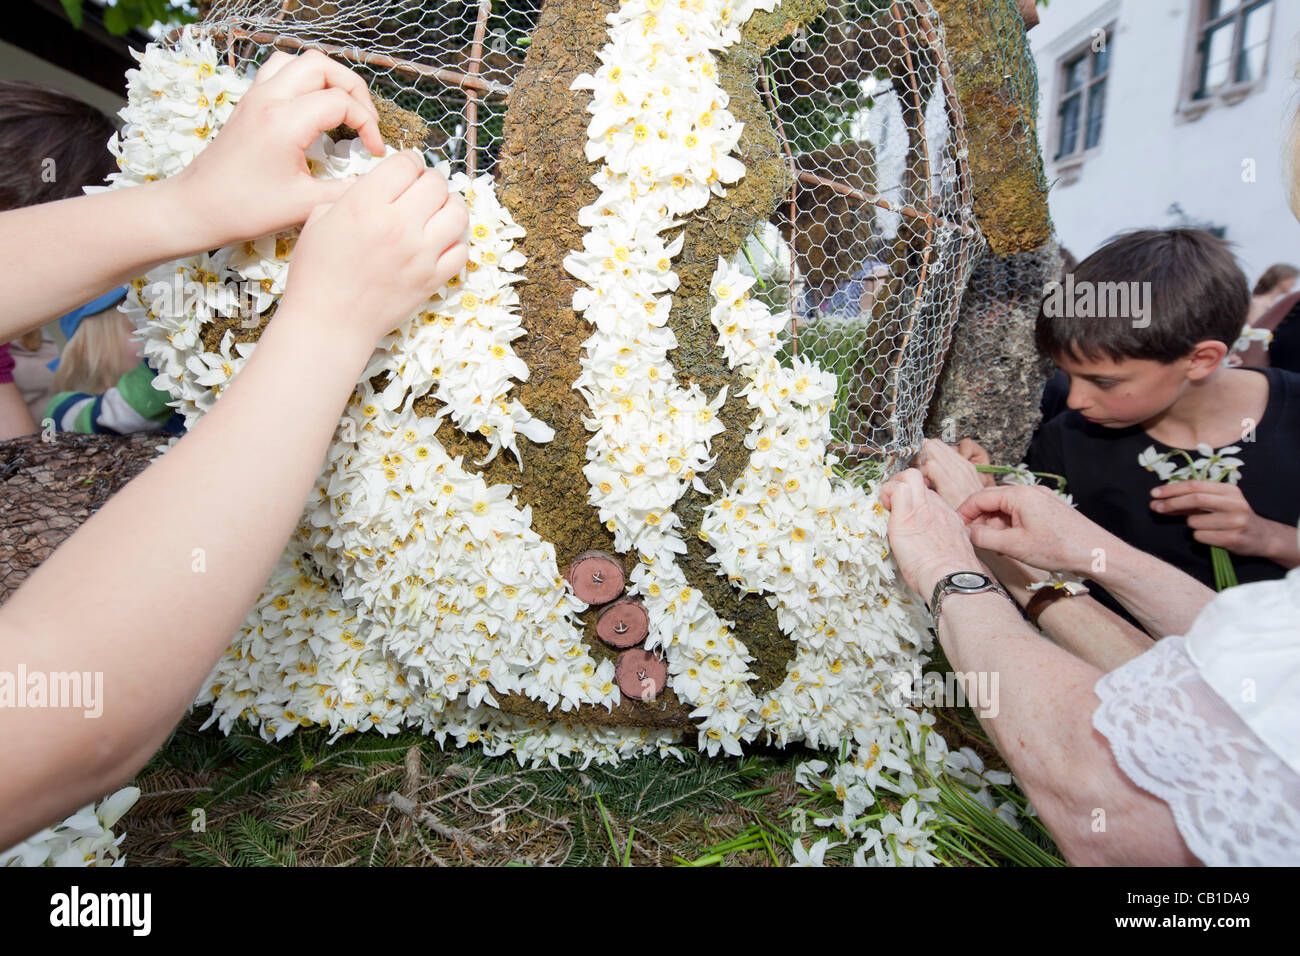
(1054, 352, 1193, 428)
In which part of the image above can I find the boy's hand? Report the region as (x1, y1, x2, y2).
(1151, 481, 1298, 563)
(913, 438, 986, 509)
(280, 152, 468, 352)
(171, 50, 385, 247)
(955, 437, 996, 488)
(956, 437, 991, 466)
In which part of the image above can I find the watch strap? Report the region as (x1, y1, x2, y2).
(1025, 583, 1090, 624)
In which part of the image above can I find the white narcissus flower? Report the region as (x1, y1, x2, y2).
(1025, 571, 1088, 595)
(791, 835, 842, 867)
(0, 787, 140, 868)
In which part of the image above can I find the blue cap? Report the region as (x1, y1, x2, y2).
(47, 286, 129, 372)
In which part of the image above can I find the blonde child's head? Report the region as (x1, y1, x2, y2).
(52, 292, 139, 395)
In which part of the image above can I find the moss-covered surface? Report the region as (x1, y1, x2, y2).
(659, 0, 826, 699)
(373, 96, 430, 151)
(930, 0, 1050, 256)
(420, 0, 825, 727)
(427, 0, 635, 721)
(923, 0, 1056, 462)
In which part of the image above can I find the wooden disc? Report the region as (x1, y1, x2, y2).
(565, 550, 624, 605)
(596, 598, 649, 649)
(615, 649, 667, 701)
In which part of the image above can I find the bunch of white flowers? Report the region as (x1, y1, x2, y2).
(560, 0, 944, 772)
(565, 0, 781, 563)
(109, 30, 636, 757)
(103, 28, 250, 187)
(363, 171, 555, 466)
(1138, 443, 1244, 485)
(0, 787, 140, 867)
(792, 739, 1017, 867)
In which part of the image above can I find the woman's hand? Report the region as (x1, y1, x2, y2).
(957, 484, 1116, 576)
(914, 438, 988, 509)
(169, 50, 386, 248)
(880, 468, 982, 596)
(279, 151, 469, 351)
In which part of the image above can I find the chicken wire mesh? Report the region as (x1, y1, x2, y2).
(923, 0, 1058, 464)
(195, 0, 986, 470)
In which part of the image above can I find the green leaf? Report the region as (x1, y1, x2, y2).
(59, 0, 83, 29)
(103, 3, 131, 35)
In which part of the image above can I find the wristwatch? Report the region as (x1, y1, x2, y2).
(928, 571, 1010, 630)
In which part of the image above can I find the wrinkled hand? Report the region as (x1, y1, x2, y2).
(957, 484, 1113, 575)
(880, 468, 981, 596)
(1150, 480, 1276, 556)
(281, 152, 468, 350)
(914, 438, 988, 509)
(173, 50, 385, 246)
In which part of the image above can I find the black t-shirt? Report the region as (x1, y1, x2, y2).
(1025, 367, 1300, 603)
(1271, 304, 1300, 374)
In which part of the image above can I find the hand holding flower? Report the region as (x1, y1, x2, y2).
(957, 484, 1115, 576)
(1151, 480, 1299, 564)
(280, 152, 469, 352)
(170, 50, 386, 249)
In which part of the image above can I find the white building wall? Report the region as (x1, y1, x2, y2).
(1028, 0, 1300, 285)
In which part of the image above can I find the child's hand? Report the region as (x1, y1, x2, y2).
(171, 50, 385, 247)
(279, 151, 468, 351)
(957, 437, 997, 487)
(1150, 480, 1291, 560)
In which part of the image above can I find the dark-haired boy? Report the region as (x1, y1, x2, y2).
(1025, 228, 1300, 604)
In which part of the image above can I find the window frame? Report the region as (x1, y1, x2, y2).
(1180, 0, 1274, 118)
(1050, 24, 1113, 170)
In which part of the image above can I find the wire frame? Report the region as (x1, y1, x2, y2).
(194, 0, 982, 474)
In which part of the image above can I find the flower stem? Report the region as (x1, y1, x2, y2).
(740, 243, 767, 290)
(974, 464, 1069, 493)
(1210, 545, 1238, 591)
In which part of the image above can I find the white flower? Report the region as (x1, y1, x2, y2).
(791, 835, 842, 867)
(1, 787, 140, 867)
(1025, 571, 1088, 594)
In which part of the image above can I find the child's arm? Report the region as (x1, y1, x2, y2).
(0, 151, 468, 850)
(42, 360, 174, 435)
(0, 50, 383, 342)
(1151, 480, 1300, 570)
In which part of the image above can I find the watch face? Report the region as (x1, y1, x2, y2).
(949, 572, 988, 590)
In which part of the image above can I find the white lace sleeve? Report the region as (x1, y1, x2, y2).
(1092, 635, 1300, 866)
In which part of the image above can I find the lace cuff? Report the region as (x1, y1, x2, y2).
(1093, 635, 1300, 866)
